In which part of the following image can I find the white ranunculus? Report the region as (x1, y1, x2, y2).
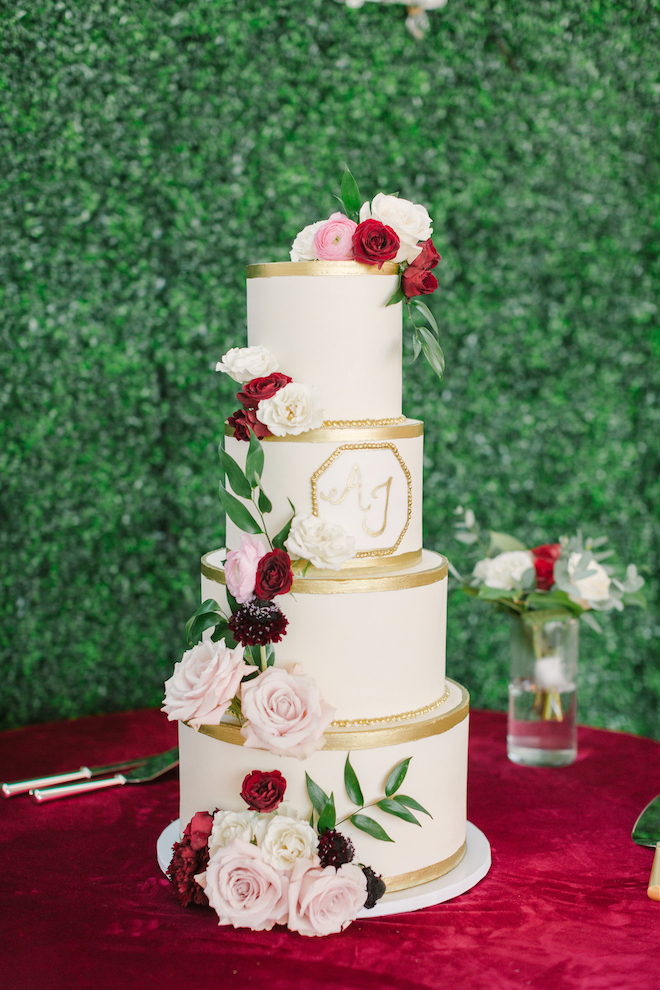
(257, 382, 324, 437)
(259, 815, 319, 872)
(359, 192, 433, 264)
(290, 220, 324, 262)
(161, 638, 249, 730)
(285, 514, 356, 570)
(208, 810, 261, 858)
(567, 552, 611, 606)
(473, 550, 534, 591)
(215, 345, 279, 383)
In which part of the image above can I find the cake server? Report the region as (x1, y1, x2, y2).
(632, 794, 660, 901)
(29, 747, 179, 803)
(2, 754, 154, 798)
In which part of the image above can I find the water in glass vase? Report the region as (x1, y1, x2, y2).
(507, 616, 579, 767)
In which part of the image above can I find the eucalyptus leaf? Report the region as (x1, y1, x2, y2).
(218, 445, 252, 499)
(218, 482, 262, 534)
(257, 487, 272, 514)
(318, 793, 336, 833)
(245, 433, 264, 488)
(622, 590, 646, 608)
(455, 531, 478, 544)
(377, 798, 421, 826)
(340, 165, 361, 219)
(580, 610, 603, 633)
(410, 297, 439, 337)
(273, 512, 295, 551)
(306, 773, 329, 816)
(344, 754, 364, 807)
(350, 814, 393, 842)
(385, 757, 411, 797)
(488, 532, 528, 553)
(521, 567, 537, 591)
(416, 325, 445, 380)
(395, 794, 433, 818)
(478, 586, 516, 601)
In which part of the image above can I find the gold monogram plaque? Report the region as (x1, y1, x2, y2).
(311, 443, 412, 558)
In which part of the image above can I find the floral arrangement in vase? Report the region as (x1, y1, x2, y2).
(168, 756, 431, 935)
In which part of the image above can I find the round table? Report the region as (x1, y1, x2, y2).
(2, 709, 659, 990)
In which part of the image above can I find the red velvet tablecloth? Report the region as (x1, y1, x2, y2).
(2, 709, 659, 990)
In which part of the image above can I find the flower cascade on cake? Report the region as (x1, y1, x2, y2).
(168, 757, 429, 935)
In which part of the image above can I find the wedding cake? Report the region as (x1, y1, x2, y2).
(162, 177, 469, 936)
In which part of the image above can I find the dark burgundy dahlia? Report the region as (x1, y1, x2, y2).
(228, 599, 289, 646)
(317, 829, 356, 869)
(167, 810, 214, 907)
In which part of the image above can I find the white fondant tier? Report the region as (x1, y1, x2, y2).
(246, 262, 402, 422)
(201, 548, 448, 723)
(224, 421, 423, 565)
(178, 680, 469, 889)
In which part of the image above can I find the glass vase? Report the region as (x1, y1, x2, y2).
(507, 614, 578, 767)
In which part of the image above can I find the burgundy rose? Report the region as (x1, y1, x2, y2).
(228, 599, 289, 646)
(236, 373, 292, 410)
(167, 810, 214, 907)
(409, 238, 441, 271)
(240, 769, 287, 812)
(401, 265, 438, 299)
(227, 407, 272, 442)
(530, 543, 561, 592)
(254, 549, 294, 600)
(353, 219, 400, 268)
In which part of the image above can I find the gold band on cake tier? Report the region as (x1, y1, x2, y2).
(195, 681, 469, 750)
(246, 261, 400, 278)
(292, 549, 422, 577)
(224, 420, 423, 443)
(201, 551, 448, 594)
(383, 841, 467, 892)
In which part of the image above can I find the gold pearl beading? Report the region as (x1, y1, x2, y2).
(329, 686, 451, 728)
(320, 416, 407, 429)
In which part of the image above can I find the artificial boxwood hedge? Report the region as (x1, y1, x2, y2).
(1, 0, 658, 735)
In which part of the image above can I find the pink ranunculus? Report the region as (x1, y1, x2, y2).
(240, 664, 336, 760)
(224, 534, 269, 604)
(196, 839, 289, 932)
(161, 637, 249, 729)
(287, 859, 367, 937)
(313, 212, 358, 261)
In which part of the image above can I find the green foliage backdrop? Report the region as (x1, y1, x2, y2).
(1, 0, 658, 735)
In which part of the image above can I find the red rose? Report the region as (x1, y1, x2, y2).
(409, 238, 441, 271)
(240, 770, 287, 812)
(236, 373, 292, 409)
(401, 265, 438, 299)
(167, 810, 214, 907)
(353, 219, 400, 268)
(254, 548, 294, 600)
(227, 407, 272, 442)
(530, 544, 561, 591)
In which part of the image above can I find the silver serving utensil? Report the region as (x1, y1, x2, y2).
(632, 794, 660, 901)
(2, 756, 152, 798)
(30, 747, 179, 803)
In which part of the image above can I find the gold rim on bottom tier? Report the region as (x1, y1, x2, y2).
(383, 841, 468, 892)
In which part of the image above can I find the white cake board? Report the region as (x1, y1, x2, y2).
(157, 819, 490, 918)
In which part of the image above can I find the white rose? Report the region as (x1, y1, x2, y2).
(161, 638, 249, 730)
(215, 345, 279, 383)
(290, 220, 324, 262)
(208, 810, 261, 858)
(567, 552, 611, 606)
(473, 550, 534, 590)
(534, 655, 575, 693)
(359, 192, 433, 264)
(285, 513, 356, 570)
(257, 382, 324, 437)
(260, 815, 319, 872)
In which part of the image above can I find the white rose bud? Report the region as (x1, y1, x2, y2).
(285, 514, 356, 571)
(290, 220, 324, 263)
(359, 193, 433, 264)
(215, 345, 279, 383)
(472, 551, 533, 591)
(567, 552, 611, 606)
(259, 816, 319, 872)
(208, 810, 261, 858)
(257, 382, 324, 437)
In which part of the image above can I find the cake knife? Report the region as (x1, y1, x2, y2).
(2, 755, 154, 797)
(29, 747, 179, 803)
(631, 794, 660, 901)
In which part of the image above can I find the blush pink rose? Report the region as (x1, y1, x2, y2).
(240, 664, 336, 759)
(313, 212, 357, 261)
(196, 839, 289, 932)
(287, 859, 367, 937)
(225, 535, 269, 604)
(161, 637, 249, 729)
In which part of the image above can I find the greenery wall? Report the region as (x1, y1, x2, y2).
(2, 0, 658, 735)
